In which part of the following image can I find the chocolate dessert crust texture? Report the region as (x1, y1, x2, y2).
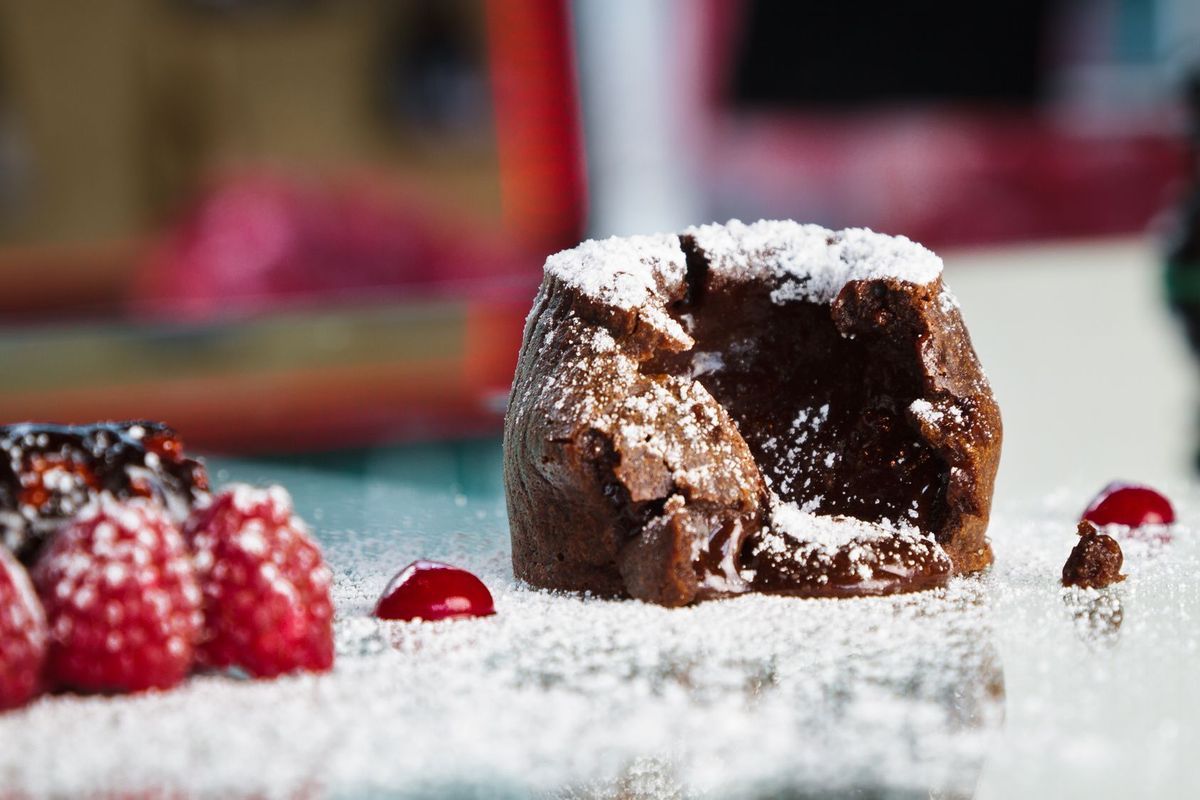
(503, 220, 1002, 606)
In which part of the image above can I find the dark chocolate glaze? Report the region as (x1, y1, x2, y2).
(0, 421, 209, 563)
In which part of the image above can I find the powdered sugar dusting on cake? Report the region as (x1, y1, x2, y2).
(689, 351, 724, 377)
(751, 497, 951, 587)
(685, 219, 942, 304)
(511, 307, 761, 511)
(758, 404, 834, 497)
(910, 398, 944, 425)
(766, 500, 932, 552)
(910, 398, 967, 429)
(544, 233, 690, 345)
(938, 286, 962, 314)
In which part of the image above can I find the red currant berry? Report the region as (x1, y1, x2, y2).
(1082, 482, 1175, 529)
(374, 561, 495, 622)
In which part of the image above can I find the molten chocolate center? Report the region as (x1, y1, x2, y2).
(648, 240, 952, 596)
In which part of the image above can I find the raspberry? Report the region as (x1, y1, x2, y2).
(0, 546, 46, 710)
(374, 560, 496, 622)
(186, 485, 334, 678)
(32, 496, 201, 693)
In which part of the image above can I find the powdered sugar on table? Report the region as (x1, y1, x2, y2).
(3, 456, 1199, 798)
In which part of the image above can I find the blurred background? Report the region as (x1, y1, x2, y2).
(2, 0, 1200, 483)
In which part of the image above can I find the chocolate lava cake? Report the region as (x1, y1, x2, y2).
(503, 220, 1001, 606)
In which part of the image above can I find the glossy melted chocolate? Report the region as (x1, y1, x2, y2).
(0, 421, 209, 563)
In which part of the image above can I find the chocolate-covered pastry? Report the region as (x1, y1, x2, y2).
(504, 220, 1002, 606)
(0, 421, 209, 563)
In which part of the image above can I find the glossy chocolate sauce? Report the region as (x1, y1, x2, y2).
(0, 421, 209, 563)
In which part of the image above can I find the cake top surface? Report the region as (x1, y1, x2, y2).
(543, 232, 690, 344)
(542, 221, 944, 328)
(685, 219, 943, 303)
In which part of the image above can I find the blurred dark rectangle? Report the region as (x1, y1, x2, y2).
(732, 0, 1054, 108)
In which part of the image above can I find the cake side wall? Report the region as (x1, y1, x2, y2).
(502, 274, 767, 605)
(832, 276, 1002, 575)
(922, 280, 1002, 573)
(503, 279, 629, 597)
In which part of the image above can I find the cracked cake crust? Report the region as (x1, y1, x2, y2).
(504, 220, 1001, 606)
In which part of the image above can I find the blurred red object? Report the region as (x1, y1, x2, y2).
(132, 174, 535, 321)
(692, 0, 1186, 248)
(485, 0, 587, 250)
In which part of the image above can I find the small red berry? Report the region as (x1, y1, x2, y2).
(186, 485, 334, 678)
(1082, 482, 1176, 530)
(374, 561, 495, 621)
(0, 547, 46, 710)
(32, 496, 201, 693)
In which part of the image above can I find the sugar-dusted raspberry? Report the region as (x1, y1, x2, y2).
(32, 496, 201, 693)
(0, 546, 46, 710)
(185, 485, 334, 678)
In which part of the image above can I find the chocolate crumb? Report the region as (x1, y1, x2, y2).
(1062, 521, 1125, 588)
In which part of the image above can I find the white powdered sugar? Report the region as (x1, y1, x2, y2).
(544, 232, 690, 345)
(769, 501, 912, 552)
(228, 482, 293, 516)
(541, 221, 942, 347)
(910, 398, 943, 424)
(755, 498, 948, 584)
(910, 398, 966, 428)
(513, 311, 760, 508)
(5, 475, 1200, 798)
(0, 485, 1002, 798)
(689, 350, 724, 377)
(685, 219, 942, 304)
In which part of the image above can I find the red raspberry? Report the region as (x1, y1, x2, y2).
(186, 485, 334, 678)
(32, 496, 201, 693)
(0, 547, 46, 710)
